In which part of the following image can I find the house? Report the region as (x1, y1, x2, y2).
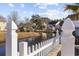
(0, 16, 6, 31)
(66, 13, 79, 21)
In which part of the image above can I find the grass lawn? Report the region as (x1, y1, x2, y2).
(0, 32, 40, 43)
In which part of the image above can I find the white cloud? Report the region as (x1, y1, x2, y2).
(20, 4, 24, 8)
(34, 3, 59, 9)
(39, 9, 68, 20)
(55, 3, 59, 6)
(23, 11, 27, 14)
(8, 3, 15, 7)
(34, 3, 48, 9)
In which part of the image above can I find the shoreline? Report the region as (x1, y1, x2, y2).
(0, 32, 40, 43)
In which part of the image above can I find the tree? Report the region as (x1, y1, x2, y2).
(30, 15, 43, 30)
(31, 15, 40, 21)
(18, 22, 25, 32)
(18, 17, 30, 32)
(31, 15, 51, 30)
(23, 17, 29, 23)
(7, 11, 19, 25)
(0, 15, 6, 21)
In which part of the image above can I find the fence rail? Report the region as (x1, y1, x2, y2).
(19, 37, 59, 56)
(5, 19, 75, 56)
(5, 20, 60, 56)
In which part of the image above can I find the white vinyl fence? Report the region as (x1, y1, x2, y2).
(6, 20, 59, 56)
(19, 37, 59, 56)
(6, 19, 75, 56)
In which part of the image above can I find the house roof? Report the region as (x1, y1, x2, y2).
(66, 13, 79, 20)
(67, 13, 79, 17)
(0, 16, 6, 22)
(66, 13, 79, 27)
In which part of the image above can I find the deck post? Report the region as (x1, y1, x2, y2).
(6, 20, 18, 56)
(19, 42, 28, 56)
(61, 18, 75, 56)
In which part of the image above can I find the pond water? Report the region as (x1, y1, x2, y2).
(0, 38, 42, 56)
(0, 45, 5, 56)
(0, 33, 54, 56)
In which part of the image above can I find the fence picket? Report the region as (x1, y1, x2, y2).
(43, 41, 46, 56)
(40, 42, 42, 56)
(6, 35, 59, 56)
(18, 37, 57, 56)
(28, 46, 31, 55)
(38, 43, 41, 56)
(44, 41, 47, 56)
(41, 42, 43, 56)
(32, 45, 35, 52)
(35, 44, 38, 56)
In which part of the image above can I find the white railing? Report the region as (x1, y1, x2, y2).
(18, 37, 59, 56)
(5, 19, 75, 56)
(5, 20, 60, 56)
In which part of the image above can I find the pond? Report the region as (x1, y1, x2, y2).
(0, 44, 5, 56)
(0, 33, 55, 56)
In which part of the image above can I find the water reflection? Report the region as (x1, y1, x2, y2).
(0, 47, 5, 56)
(0, 36, 44, 56)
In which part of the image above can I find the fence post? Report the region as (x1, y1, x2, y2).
(61, 18, 75, 56)
(6, 20, 18, 56)
(32, 45, 35, 52)
(19, 42, 28, 56)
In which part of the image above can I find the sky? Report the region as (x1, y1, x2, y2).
(0, 3, 74, 20)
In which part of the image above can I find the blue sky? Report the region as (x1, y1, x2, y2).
(0, 3, 73, 20)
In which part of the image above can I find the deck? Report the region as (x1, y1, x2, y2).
(48, 44, 62, 56)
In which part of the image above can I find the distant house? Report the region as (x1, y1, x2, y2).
(0, 16, 6, 31)
(66, 13, 79, 21)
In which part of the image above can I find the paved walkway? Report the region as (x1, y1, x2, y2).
(48, 44, 62, 56)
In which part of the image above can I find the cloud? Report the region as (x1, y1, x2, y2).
(53, 3, 59, 6)
(20, 4, 24, 8)
(34, 3, 59, 9)
(8, 3, 15, 7)
(34, 3, 48, 9)
(39, 9, 68, 20)
(23, 11, 27, 14)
